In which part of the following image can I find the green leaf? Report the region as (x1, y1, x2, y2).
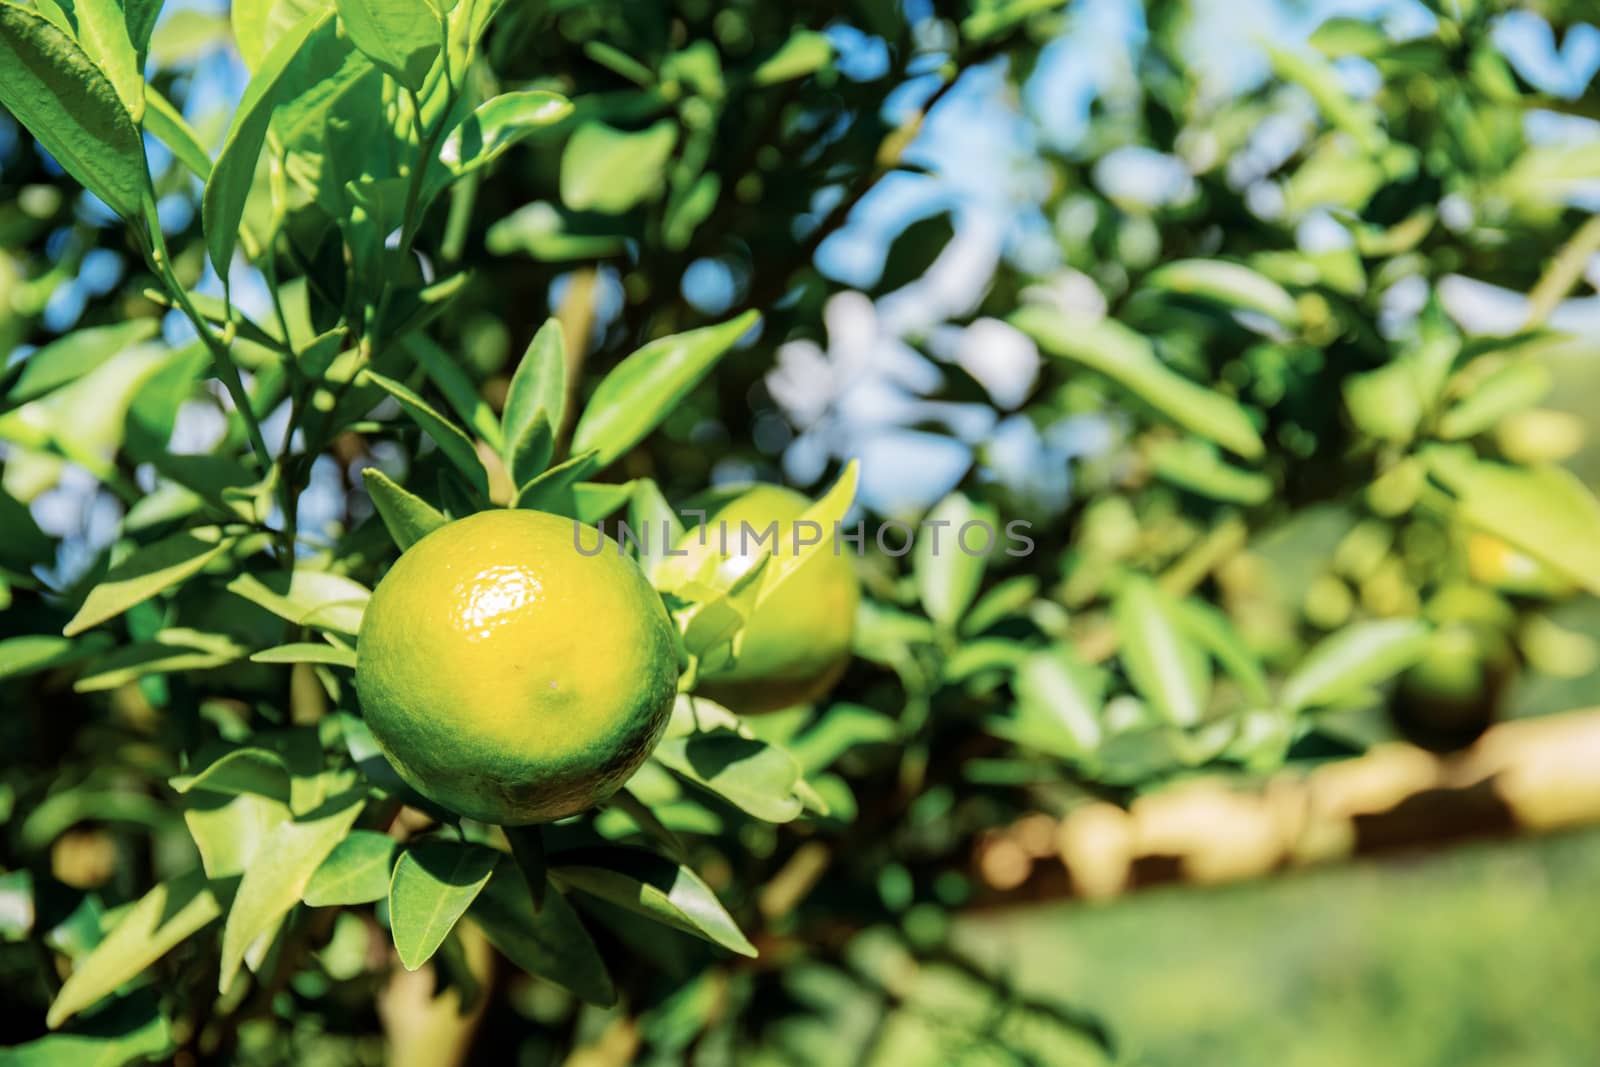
(170, 746, 292, 805)
(914, 492, 996, 628)
(513, 448, 601, 510)
(406, 334, 502, 450)
(0, 634, 102, 681)
(1436, 361, 1551, 440)
(123, 0, 162, 59)
(335, 0, 440, 90)
(47, 871, 221, 1028)
(550, 847, 755, 957)
(361, 467, 447, 550)
(251, 642, 357, 668)
(755, 459, 858, 605)
(1344, 361, 1424, 443)
(571, 311, 758, 467)
(960, 575, 1039, 638)
(226, 569, 372, 635)
(72, 631, 244, 692)
(303, 831, 397, 906)
(143, 84, 212, 180)
(432, 89, 572, 194)
(0, 3, 148, 219)
(72, 0, 144, 122)
(388, 840, 499, 970)
(1142, 259, 1301, 329)
(1113, 576, 1210, 727)
(361, 370, 490, 497)
(1279, 619, 1431, 713)
(62, 528, 236, 637)
(203, 6, 335, 274)
(560, 119, 677, 213)
(751, 30, 832, 85)
(786, 703, 897, 774)
(22, 992, 171, 1065)
(468, 861, 614, 1005)
(1013, 306, 1264, 460)
(653, 732, 806, 823)
(502, 824, 547, 908)
(1428, 454, 1600, 596)
(183, 791, 291, 879)
(627, 477, 682, 583)
(1148, 437, 1273, 505)
(1173, 598, 1270, 705)
(218, 792, 364, 992)
(997, 646, 1105, 761)
(502, 319, 566, 489)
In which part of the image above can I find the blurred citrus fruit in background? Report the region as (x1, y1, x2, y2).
(675, 485, 859, 714)
(355, 508, 679, 824)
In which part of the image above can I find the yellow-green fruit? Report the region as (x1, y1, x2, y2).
(676, 485, 859, 714)
(355, 509, 678, 824)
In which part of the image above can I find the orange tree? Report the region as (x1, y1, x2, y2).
(2, 0, 1600, 1063)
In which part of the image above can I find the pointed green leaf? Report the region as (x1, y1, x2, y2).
(406, 334, 501, 450)
(550, 847, 755, 957)
(1173, 598, 1270, 705)
(0, 634, 105, 682)
(560, 119, 677, 213)
(1142, 259, 1300, 329)
(388, 840, 499, 971)
(63, 529, 235, 637)
(1113, 576, 1210, 727)
(433, 89, 572, 194)
(1149, 437, 1273, 505)
(123, 0, 163, 59)
(468, 861, 614, 1005)
(183, 790, 291, 879)
(361, 370, 490, 497)
(143, 84, 211, 180)
(203, 6, 335, 274)
(1280, 619, 1431, 713)
(218, 792, 364, 992)
(303, 831, 397, 906)
(226, 569, 371, 635)
(1436, 361, 1551, 440)
(512, 448, 601, 511)
(170, 746, 292, 805)
(48, 871, 221, 1028)
(20, 991, 171, 1064)
(998, 646, 1106, 761)
(250, 642, 357, 668)
(72, 0, 144, 122)
(756, 460, 858, 605)
(571, 311, 758, 466)
(335, 0, 440, 90)
(1013, 306, 1265, 459)
(914, 492, 995, 628)
(361, 467, 447, 550)
(502, 319, 566, 488)
(0, 3, 148, 219)
(653, 732, 806, 823)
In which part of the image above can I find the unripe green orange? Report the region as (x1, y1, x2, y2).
(673, 485, 859, 714)
(355, 509, 678, 824)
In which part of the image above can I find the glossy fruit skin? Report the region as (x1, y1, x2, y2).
(676, 485, 859, 714)
(355, 509, 679, 825)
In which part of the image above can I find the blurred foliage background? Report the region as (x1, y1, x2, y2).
(3, 0, 1600, 1063)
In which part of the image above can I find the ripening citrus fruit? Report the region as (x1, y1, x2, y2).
(1464, 531, 1569, 598)
(673, 485, 858, 714)
(355, 508, 679, 824)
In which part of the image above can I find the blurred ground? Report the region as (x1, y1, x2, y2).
(945, 828, 1600, 1066)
